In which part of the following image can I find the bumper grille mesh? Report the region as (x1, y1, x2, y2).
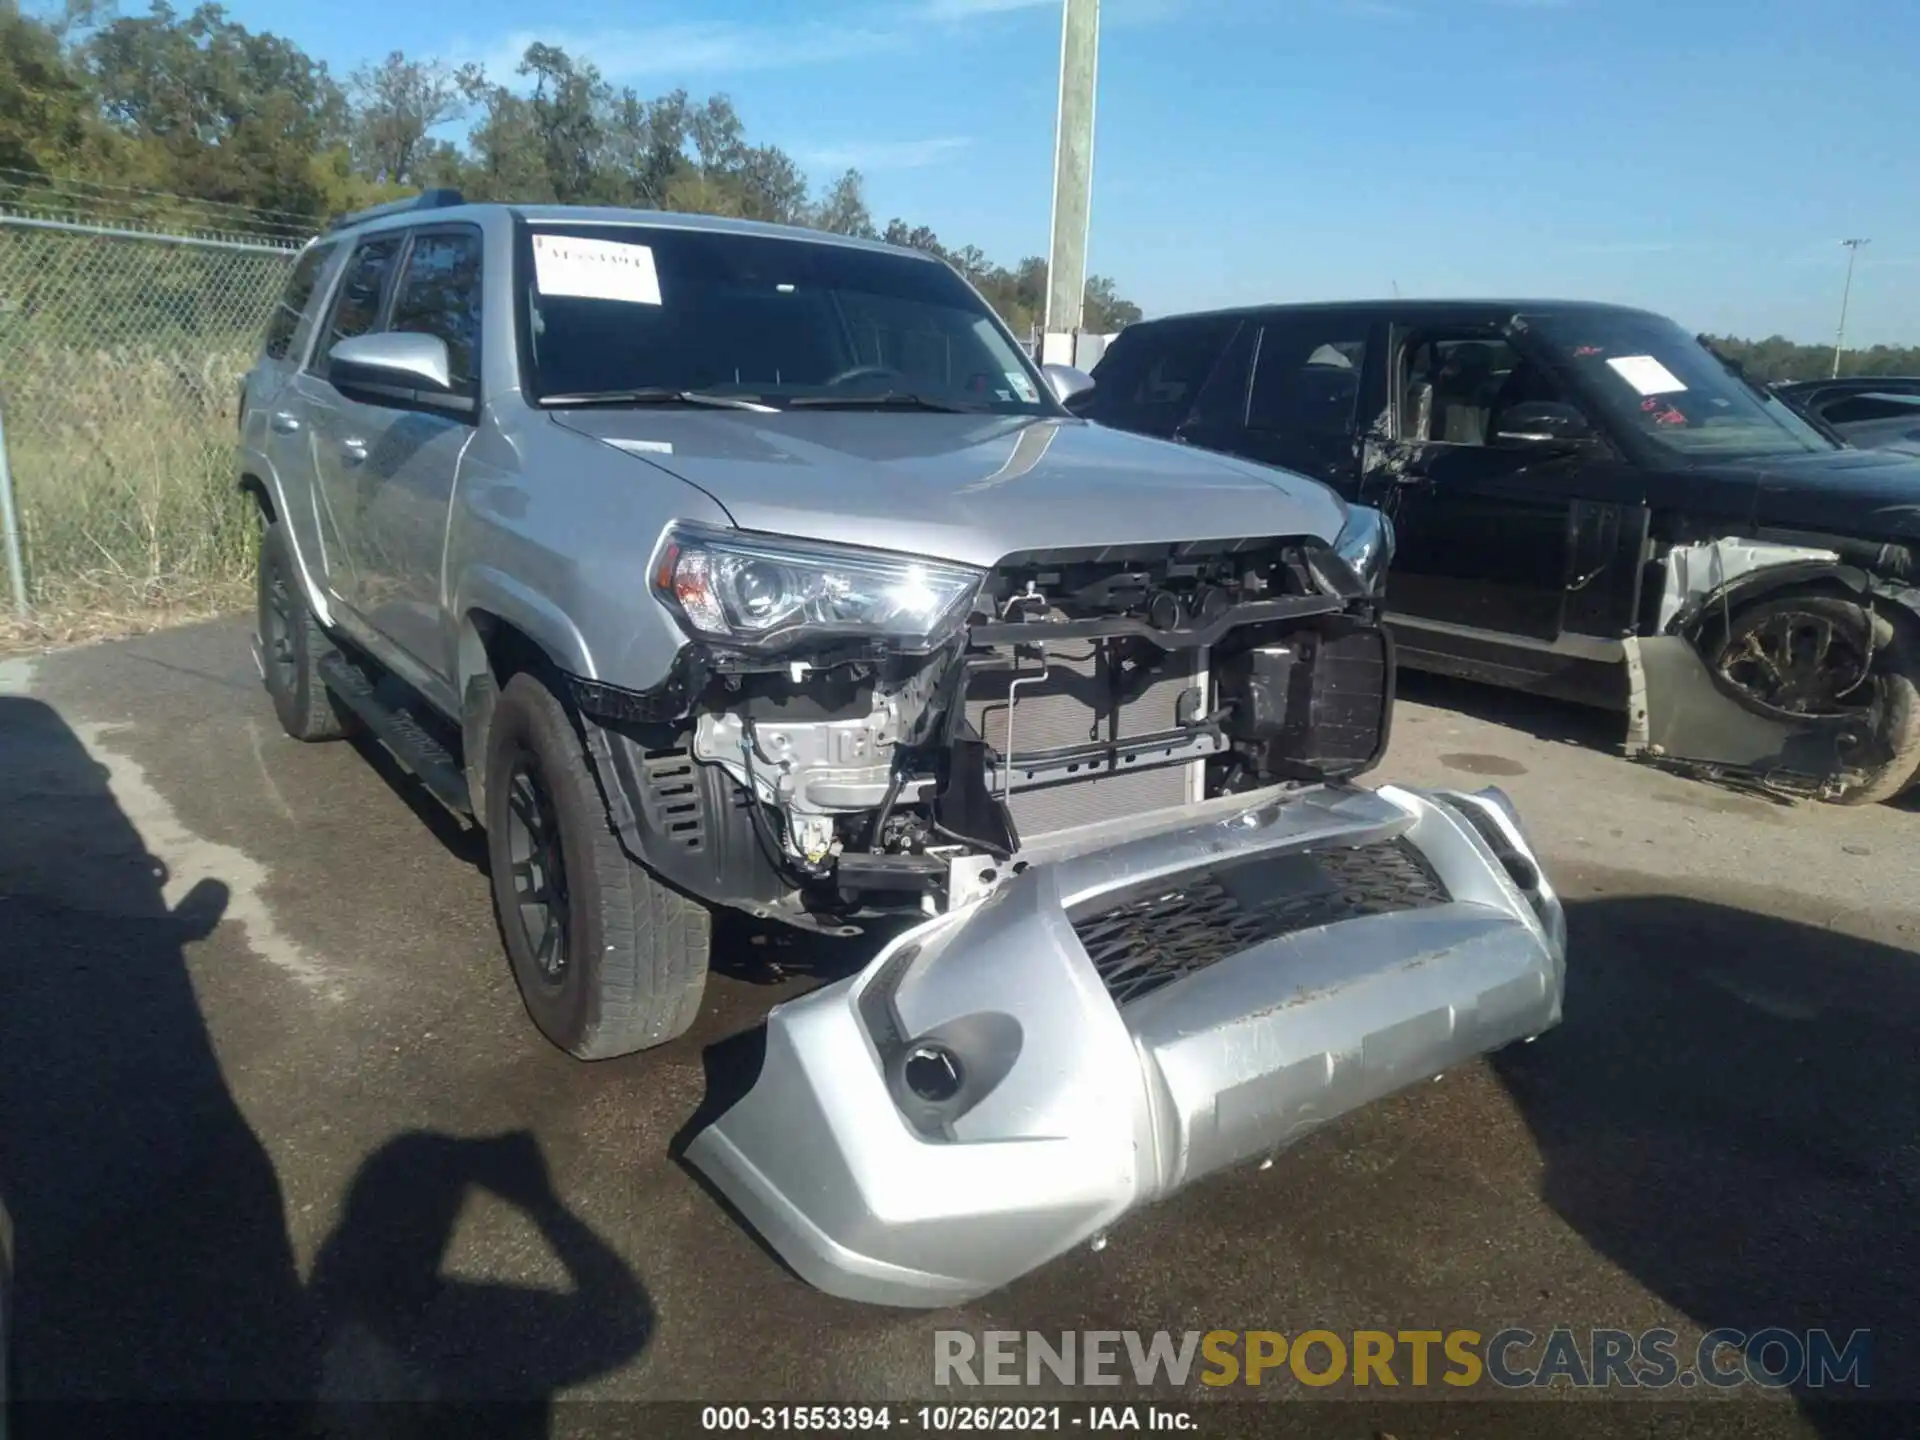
(1070, 838, 1449, 1007)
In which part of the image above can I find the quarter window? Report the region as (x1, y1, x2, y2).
(1247, 325, 1366, 436)
(1091, 320, 1237, 436)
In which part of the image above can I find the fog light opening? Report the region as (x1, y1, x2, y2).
(1497, 848, 1540, 893)
(902, 1042, 964, 1104)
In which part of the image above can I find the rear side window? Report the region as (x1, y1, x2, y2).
(1247, 324, 1367, 436)
(312, 234, 402, 370)
(387, 230, 484, 397)
(1086, 320, 1236, 436)
(262, 242, 336, 361)
(1824, 393, 1920, 426)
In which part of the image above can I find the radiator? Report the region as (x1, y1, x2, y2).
(965, 642, 1203, 839)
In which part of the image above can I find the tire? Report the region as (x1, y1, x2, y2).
(1710, 592, 1920, 806)
(256, 521, 357, 742)
(485, 671, 711, 1059)
(1834, 664, 1920, 806)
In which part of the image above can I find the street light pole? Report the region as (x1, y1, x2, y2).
(1041, 0, 1099, 368)
(1833, 238, 1870, 378)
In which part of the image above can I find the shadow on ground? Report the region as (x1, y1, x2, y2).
(1497, 885, 1919, 1437)
(1396, 666, 1626, 751)
(0, 696, 651, 1436)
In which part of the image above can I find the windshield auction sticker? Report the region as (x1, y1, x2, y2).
(532, 233, 662, 305)
(1605, 354, 1687, 396)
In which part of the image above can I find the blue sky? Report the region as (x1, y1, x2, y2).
(239, 0, 1919, 344)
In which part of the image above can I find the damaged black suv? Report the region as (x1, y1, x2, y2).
(1076, 299, 1920, 803)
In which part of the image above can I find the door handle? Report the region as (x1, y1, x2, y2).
(339, 438, 368, 465)
(269, 411, 301, 435)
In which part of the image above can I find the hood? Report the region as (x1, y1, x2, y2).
(550, 410, 1348, 569)
(1684, 447, 1920, 543)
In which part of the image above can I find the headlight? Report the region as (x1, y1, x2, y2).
(1332, 504, 1395, 596)
(653, 526, 983, 652)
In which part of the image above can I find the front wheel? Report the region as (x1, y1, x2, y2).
(1710, 592, 1920, 806)
(484, 671, 711, 1058)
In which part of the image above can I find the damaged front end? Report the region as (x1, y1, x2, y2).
(563, 517, 1567, 1304)
(683, 781, 1564, 1306)
(574, 521, 1403, 931)
(1626, 535, 1920, 803)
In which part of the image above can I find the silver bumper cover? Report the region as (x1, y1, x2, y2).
(684, 782, 1566, 1308)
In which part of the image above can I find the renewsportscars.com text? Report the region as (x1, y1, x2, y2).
(933, 1327, 1871, 1391)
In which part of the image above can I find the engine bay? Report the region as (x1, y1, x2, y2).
(582, 536, 1394, 927)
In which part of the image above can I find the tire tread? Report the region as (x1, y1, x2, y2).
(490, 672, 710, 1058)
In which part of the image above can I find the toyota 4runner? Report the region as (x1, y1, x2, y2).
(238, 192, 1566, 1306)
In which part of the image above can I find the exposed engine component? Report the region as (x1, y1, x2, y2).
(651, 535, 1390, 918)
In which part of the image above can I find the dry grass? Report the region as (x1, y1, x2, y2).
(2, 343, 260, 653)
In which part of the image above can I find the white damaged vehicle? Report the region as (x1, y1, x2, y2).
(238, 194, 1566, 1306)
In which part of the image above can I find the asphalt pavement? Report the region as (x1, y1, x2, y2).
(2, 619, 1916, 1436)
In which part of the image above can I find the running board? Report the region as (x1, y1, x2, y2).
(316, 651, 472, 817)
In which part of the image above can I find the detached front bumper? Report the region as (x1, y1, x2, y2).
(684, 782, 1566, 1308)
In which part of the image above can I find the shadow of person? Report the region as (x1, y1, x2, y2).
(0, 695, 309, 1409)
(307, 1130, 652, 1440)
(0, 696, 651, 1439)
(1491, 889, 1918, 1436)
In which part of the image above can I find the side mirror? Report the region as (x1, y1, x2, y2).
(1493, 400, 1594, 448)
(327, 332, 455, 397)
(1040, 363, 1096, 408)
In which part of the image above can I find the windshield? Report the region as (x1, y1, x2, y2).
(518, 222, 1054, 416)
(1523, 310, 1839, 458)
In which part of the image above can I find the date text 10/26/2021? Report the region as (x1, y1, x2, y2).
(700, 1406, 1194, 1432)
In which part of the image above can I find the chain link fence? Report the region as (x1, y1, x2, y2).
(0, 208, 1120, 625)
(0, 214, 303, 618)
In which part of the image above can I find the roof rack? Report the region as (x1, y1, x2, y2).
(325, 188, 467, 233)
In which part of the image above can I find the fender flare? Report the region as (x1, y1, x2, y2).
(1871, 578, 1920, 636)
(450, 565, 597, 686)
(236, 468, 335, 629)
(1671, 559, 1871, 645)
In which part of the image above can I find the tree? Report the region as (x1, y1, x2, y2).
(348, 51, 478, 186)
(1083, 274, 1142, 332)
(80, 2, 348, 217)
(0, 1, 102, 179)
(521, 42, 606, 205)
(1703, 333, 1920, 384)
(2, 16, 1146, 328)
(809, 169, 874, 238)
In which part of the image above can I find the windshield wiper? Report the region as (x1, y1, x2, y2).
(540, 388, 778, 413)
(785, 391, 984, 413)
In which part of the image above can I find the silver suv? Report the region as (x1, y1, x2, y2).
(239, 192, 1567, 1306)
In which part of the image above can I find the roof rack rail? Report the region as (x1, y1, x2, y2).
(325, 188, 467, 233)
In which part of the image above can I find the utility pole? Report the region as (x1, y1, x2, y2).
(1833, 238, 1870, 378)
(1041, 0, 1099, 368)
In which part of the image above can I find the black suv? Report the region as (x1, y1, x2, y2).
(1774, 375, 1920, 454)
(1073, 299, 1920, 804)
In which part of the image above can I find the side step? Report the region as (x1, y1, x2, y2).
(316, 651, 473, 817)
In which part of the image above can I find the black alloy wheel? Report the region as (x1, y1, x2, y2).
(503, 755, 571, 986)
(1714, 600, 1874, 717)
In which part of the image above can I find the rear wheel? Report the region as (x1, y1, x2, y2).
(256, 521, 356, 742)
(1709, 592, 1920, 806)
(484, 671, 711, 1058)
